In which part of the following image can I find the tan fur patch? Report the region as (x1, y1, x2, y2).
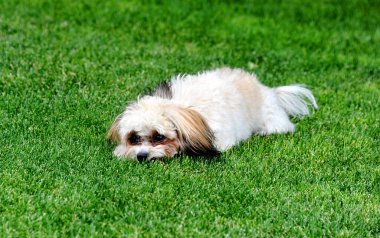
(232, 68, 263, 114)
(163, 139, 180, 157)
(166, 106, 218, 156)
(107, 115, 122, 143)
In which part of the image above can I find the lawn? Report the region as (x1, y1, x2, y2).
(0, 0, 379, 237)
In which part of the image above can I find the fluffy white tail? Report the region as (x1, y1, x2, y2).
(275, 85, 318, 117)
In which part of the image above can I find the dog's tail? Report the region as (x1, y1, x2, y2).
(275, 85, 317, 118)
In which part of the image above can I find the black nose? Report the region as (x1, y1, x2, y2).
(137, 152, 149, 162)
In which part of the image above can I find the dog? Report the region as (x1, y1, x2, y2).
(107, 67, 317, 162)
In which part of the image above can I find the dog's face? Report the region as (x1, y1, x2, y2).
(122, 129, 180, 161)
(108, 97, 218, 161)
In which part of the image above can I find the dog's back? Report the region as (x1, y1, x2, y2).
(168, 67, 317, 150)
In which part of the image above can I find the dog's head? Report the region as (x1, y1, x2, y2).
(107, 97, 218, 162)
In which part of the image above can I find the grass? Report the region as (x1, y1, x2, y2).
(0, 0, 379, 237)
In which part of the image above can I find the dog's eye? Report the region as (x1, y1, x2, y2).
(128, 134, 140, 145)
(153, 133, 166, 143)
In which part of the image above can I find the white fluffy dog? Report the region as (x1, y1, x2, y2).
(108, 67, 317, 162)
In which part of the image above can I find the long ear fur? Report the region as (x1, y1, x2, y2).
(166, 106, 219, 157)
(107, 114, 122, 143)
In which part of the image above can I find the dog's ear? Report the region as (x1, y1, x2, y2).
(166, 106, 219, 157)
(107, 115, 122, 143)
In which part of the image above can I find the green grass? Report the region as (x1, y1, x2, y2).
(1, 0, 379, 237)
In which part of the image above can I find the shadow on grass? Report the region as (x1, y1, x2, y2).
(159, 153, 225, 165)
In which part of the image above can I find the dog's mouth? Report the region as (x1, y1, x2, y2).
(138, 157, 160, 163)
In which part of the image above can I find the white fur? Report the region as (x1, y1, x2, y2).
(109, 67, 317, 159)
(168, 68, 316, 149)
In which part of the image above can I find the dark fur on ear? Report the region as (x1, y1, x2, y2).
(166, 106, 219, 157)
(152, 81, 172, 99)
(107, 114, 122, 143)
